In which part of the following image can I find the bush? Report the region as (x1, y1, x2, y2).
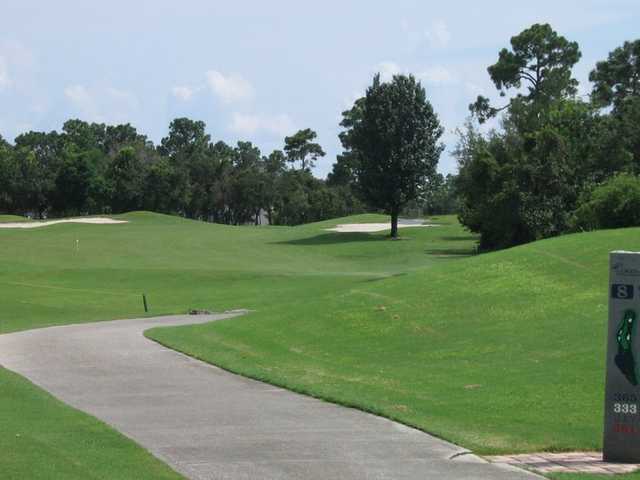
(571, 173, 640, 230)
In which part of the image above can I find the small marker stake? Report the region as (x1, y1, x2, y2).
(75, 239, 79, 252)
(142, 293, 148, 313)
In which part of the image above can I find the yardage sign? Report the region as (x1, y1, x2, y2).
(604, 251, 640, 462)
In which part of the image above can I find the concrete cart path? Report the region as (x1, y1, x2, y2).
(0, 314, 539, 480)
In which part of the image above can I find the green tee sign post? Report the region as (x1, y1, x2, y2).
(604, 251, 640, 462)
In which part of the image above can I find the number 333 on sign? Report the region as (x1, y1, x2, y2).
(614, 402, 638, 414)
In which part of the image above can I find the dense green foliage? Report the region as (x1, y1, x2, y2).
(572, 173, 640, 231)
(590, 39, 640, 110)
(459, 25, 640, 250)
(0, 119, 362, 225)
(421, 173, 459, 215)
(332, 74, 444, 237)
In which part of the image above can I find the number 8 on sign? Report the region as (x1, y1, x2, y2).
(612, 284, 634, 300)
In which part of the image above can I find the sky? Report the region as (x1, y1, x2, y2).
(1, 0, 639, 178)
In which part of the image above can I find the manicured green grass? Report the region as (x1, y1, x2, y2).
(2, 211, 637, 479)
(145, 221, 640, 479)
(0, 367, 183, 480)
(148, 225, 624, 455)
(0, 211, 471, 479)
(0, 212, 468, 333)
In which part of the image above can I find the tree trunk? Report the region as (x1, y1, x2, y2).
(390, 208, 399, 239)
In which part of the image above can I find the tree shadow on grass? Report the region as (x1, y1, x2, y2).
(272, 232, 388, 246)
(425, 247, 476, 257)
(438, 235, 479, 242)
(361, 272, 407, 283)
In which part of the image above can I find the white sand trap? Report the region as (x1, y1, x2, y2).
(0, 217, 128, 229)
(327, 219, 439, 233)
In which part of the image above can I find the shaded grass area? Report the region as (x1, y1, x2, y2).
(0, 368, 182, 480)
(0, 214, 31, 223)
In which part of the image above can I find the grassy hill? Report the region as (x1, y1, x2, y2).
(148, 224, 634, 458)
(1, 211, 637, 479)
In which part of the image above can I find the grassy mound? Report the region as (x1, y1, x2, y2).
(147, 224, 640, 465)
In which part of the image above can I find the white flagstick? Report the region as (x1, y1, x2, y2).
(75, 239, 79, 252)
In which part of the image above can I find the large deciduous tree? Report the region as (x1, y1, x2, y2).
(348, 74, 443, 238)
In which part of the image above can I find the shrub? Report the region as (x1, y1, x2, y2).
(571, 173, 640, 231)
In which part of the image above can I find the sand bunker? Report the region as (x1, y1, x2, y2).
(327, 220, 438, 233)
(0, 218, 129, 229)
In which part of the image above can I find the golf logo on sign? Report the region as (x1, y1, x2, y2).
(615, 310, 638, 386)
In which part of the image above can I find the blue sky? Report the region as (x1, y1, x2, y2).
(1, 0, 638, 177)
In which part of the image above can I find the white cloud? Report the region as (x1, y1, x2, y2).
(64, 84, 96, 117)
(229, 112, 294, 137)
(377, 61, 402, 82)
(0, 56, 11, 90)
(107, 87, 139, 109)
(424, 20, 451, 49)
(418, 66, 455, 85)
(206, 70, 254, 103)
(172, 85, 196, 101)
(64, 84, 139, 123)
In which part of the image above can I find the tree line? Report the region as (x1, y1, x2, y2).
(0, 119, 366, 225)
(0, 74, 450, 235)
(457, 24, 640, 250)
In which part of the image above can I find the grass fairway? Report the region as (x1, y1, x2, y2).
(0, 212, 465, 333)
(147, 225, 623, 456)
(1, 211, 638, 479)
(0, 211, 470, 479)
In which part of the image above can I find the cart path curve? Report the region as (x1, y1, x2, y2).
(0, 314, 539, 480)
